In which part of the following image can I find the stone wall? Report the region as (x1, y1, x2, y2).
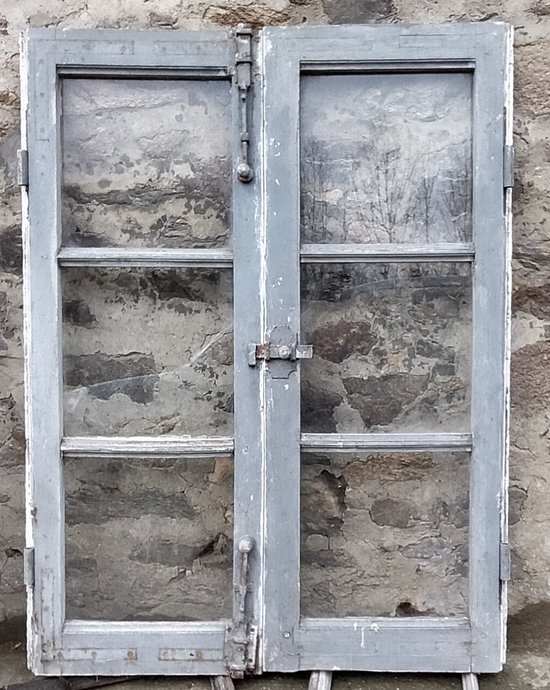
(0, 0, 549, 644)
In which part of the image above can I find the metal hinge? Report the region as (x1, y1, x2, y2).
(23, 547, 34, 588)
(224, 536, 258, 677)
(503, 144, 514, 189)
(17, 149, 29, 187)
(233, 25, 253, 183)
(499, 542, 511, 582)
(248, 341, 313, 366)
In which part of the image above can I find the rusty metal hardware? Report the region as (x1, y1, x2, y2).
(248, 341, 313, 366)
(224, 536, 258, 677)
(234, 26, 253, 183)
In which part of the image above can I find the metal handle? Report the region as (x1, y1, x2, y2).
(235, 536, 255, 624)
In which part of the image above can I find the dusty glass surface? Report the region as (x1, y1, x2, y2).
(65, 455, 234, 621)
(300, 73, 472, 244)
(301, 263, 471, 433)
(300, 451, 469, 618)
(62, 78, 232, 248)
(62, 268, 233, 436)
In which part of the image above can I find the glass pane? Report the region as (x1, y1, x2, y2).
(63, 268, 233, 436)
(300, 73, 472, 244)
(300, 451, 469, 618)
(65, 455, 233, 620)
(62, 78, 231, 248)
(301, 263, 471, 433)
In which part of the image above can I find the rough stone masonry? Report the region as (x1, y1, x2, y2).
(0, 0, 549, 661)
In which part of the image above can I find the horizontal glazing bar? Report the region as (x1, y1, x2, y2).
(301, 60, 476, 73)
(59, 67, 229, 79)
(301, 433, 472, 453)
(300, 243, 475, 263)
(58, 247, 233, 268)
(61, 436, 234, 458)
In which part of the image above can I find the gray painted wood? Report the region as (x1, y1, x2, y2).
(467, 25, 512, 674)
(22, 33, 65, 673)
(300, 243, 474, 263)
(498, 28, 514, 666)
(262, 21, 511, 675)
(301, 433, 472, 453)
(23, 22, 511, 678)
(297, 618, 471, 672)
(231, 26, 265, 671)
(23, 27, 239, 677)
(260, 32, 301, 674)
(26, 28, 232, 70)
(57, 247, 233, 268)
(49, 622, 228, 675)
(61, 436, 234, 458)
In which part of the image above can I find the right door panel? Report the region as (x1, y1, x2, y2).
(262, 23, 511, 675)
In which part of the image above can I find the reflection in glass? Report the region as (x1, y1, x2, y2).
(300, 451, 469, 618)
(300, 73, 472, 244)
(301, 263, 471, 433)
(65, 455, 234, 620)
(62, 78, 232, 248)
(62, 268, 233, 436)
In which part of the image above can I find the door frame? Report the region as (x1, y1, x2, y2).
(21, 22, 512, 678)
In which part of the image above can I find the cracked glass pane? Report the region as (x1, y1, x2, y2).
(300, 451, 469, 618)
(300, 73, 472, 244)
(65, 455, 234, 621)
(62, 267, 233, 436)
(301, 263, 471, 433)
(61, 78, 232, 248)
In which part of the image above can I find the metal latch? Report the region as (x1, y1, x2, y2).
(225, 536, 258, 677)
(248, 341, 313, 366)
(234, 26, 253, 183)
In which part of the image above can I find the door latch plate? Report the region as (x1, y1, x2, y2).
(248, 342, 313, 366)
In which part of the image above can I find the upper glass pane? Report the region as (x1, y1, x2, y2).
(300, 73, 472, 244)
(61, 78, 232, 248)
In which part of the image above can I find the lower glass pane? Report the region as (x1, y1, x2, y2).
(65, 455, 234, 621)
(300, 452, 469, 618)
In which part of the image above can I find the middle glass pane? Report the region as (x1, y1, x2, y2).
(301, 263, 471, 433)
(62, 267, 233, 436)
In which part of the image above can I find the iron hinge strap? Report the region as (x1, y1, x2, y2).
(17, 149, 29, 187)
(503, 144, 514, 189)
(499, 542, 511, 582)
(23, 547, 35, 588)
(233, 25, 253, 183)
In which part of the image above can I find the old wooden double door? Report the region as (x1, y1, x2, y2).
(22, 23, 512, 677)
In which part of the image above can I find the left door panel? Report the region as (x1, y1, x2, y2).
(21, 29, 263, 676)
